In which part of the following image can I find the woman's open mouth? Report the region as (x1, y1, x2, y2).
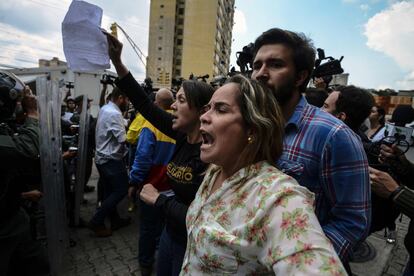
(200, 129, 215, 150)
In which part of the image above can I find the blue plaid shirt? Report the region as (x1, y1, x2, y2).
(277, 96, 371, 262)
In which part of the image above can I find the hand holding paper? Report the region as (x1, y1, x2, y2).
(62, 0, 110, 72)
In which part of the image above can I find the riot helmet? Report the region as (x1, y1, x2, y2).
(0, 70, 25, 121)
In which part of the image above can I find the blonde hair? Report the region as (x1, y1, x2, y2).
(228, 74, 284, 165)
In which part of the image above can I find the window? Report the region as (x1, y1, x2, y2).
(160, 15, 164, 19)
(158, 57, 161, 61)
(177, 39, 182, 45)
(178, 18, 184, 24)
(160, 4, 164, 8)
(158, 47, 162, 50)
(178, 8, 184, 15)
(158, 36, 162, 40)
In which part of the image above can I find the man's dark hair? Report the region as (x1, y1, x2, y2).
(305, 88, 328, 108)
(336, 85, 374, 131)
(253, 28, 316, 92)
(111, 87, 127, 101)
(391, 105, 414, 127)
(182, 80, 214, 112)
(375, 105, 386, 126)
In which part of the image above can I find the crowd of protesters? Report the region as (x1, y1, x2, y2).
(1, 26, 414, 276)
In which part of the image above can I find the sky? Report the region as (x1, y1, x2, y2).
(0, 0, 413, 90)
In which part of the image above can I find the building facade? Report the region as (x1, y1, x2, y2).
(147, 0, 235, 88)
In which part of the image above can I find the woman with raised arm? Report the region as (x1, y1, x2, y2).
(105, 32, 214, 276)
(181, 75, 346, 275)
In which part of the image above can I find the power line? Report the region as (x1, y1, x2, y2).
(0, 45, 61, 60)
(115, 23, 149, 71)
(26, 0, 67, 12)
(0, 63, 24, 69)
(0, 56, 38, 66)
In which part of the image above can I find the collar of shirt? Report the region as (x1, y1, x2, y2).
(285, 95, 308, 131)
(187, 162, 264, 234)
(107, 100, 122, 114)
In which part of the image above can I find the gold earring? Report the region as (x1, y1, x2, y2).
(248, 136, 253, 144)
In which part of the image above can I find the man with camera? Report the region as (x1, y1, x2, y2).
(369, 144, 414, 275)
(0, 71, 49, 275)
(251, 28, 370, 271)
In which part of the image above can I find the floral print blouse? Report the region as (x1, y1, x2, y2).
(180, 161, 346, 275)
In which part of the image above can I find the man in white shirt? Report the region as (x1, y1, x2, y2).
(89, 87, 130, 237)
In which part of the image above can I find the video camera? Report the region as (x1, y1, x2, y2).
(210, 75, 227, 88)
(100, 74, 116, 86)
(172, 77, 184, 88)
(366, 124, 412, 178)
(189, 74, 209, 83)
(236, 43, 254, 74)
(141, 77, 156, 96)
(312, 48, 344, 81)
(65, 82, 74, 90)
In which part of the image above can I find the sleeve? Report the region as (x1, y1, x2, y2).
(129, 127, 155, 185)
(0, 118, 40, 169)
(256, 179, 347, 276)
(116, 72, 177, 139)
(320, 128, 371, 262)
(393, 187, 414, 219)
(155, 194, 188, 232)
(109, 112, 127, 144)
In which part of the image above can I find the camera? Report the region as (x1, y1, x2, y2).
(236, 43, 254, 74)
(210, 75, 227, 88)
(66, 82, 74, 89)
(62, 134, 78, 151)
(100, 74, 116, 86)
(312, 48, 344, 79)
(141, 77, 155, 95)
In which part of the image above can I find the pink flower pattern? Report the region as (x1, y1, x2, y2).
(181, 162, 346, 275)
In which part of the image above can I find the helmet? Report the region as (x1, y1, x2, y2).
(0, 70, 25, 121)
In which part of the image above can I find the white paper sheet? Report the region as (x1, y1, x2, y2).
(62, 0, 110, 72)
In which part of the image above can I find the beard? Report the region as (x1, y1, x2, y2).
(271, 76, 296, 106)
(257, 75, 296, 106)
(119, 103, 128, 113)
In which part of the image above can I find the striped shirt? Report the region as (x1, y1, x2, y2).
(277, 96, 371, 262)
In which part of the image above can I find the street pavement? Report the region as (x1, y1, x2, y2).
(62, 147, 414, 275)
(62, 167, 145, 276)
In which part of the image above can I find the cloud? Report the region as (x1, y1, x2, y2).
(233, 9, 247, 35)
(364, 1, 414, 89)
(0, 0, 149, 80)
(360, 4, 370, 11)
(396, 70, 414, 89)
(0, 0, 68, 34)
(0, 22, 63, 67)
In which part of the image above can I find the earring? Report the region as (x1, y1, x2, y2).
(248, 136, 253, 144)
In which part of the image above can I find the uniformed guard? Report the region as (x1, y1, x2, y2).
(0, 70, 50, 275)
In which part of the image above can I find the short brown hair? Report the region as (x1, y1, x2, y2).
(228, 74, 284, 165)
(253, 28, 315, 93)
